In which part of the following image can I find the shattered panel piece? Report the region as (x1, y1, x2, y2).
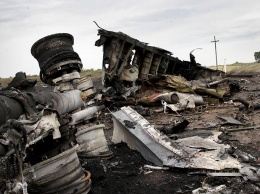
(208, 172, 241, 177)
(192, 185, 228, 194)
(175, 133, 241, 170)
(239, 165, 260, 182)
(143, 165, 169, 170)
(218, 116, 244, 125)
(112, 106, 187, 167)
(112, 106, 241, 170)
(28, 110, 61, 144)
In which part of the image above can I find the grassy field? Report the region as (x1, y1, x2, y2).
(80, 68, 102, 79)
(0, 69, 102, 87)
(1, 63, 260, 87)
(210, 62, 260, 74)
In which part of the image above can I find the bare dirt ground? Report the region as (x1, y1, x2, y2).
(85, 74, 260, 194)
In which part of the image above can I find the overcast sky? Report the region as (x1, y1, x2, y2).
(0, 0, 259, 78)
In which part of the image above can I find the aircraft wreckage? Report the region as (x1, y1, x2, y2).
(95, 29, 222, 98)
(0, 29, 258, 193)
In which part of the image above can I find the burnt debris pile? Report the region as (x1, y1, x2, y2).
(0, 29, 259, 194)
(95, 29, 221, 98)
(0, 33, 110, 194)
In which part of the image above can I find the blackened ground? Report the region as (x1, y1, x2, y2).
(82, 143, 258, 194)
(82, 143, 205, 194)
(81, 75, 260, 194)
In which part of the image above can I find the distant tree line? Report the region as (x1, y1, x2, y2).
(255, 51, 260, 62)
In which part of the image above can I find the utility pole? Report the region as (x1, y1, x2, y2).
(211, 36, 219, 70)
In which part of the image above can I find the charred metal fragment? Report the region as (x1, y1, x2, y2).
(232, 97, 260, 111)
(31, 33, 82, 85)
(218, 116, 244, 125)
(0, 89, 39, 122)
(161, 119, 189, 135)
(3, 72, 37, 90)
(0, 95, 23, 125)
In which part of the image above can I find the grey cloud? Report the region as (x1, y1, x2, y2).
(0, 3, 29, 23)
(128, 8, 196, 23)
(0, 0, 260, 77)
